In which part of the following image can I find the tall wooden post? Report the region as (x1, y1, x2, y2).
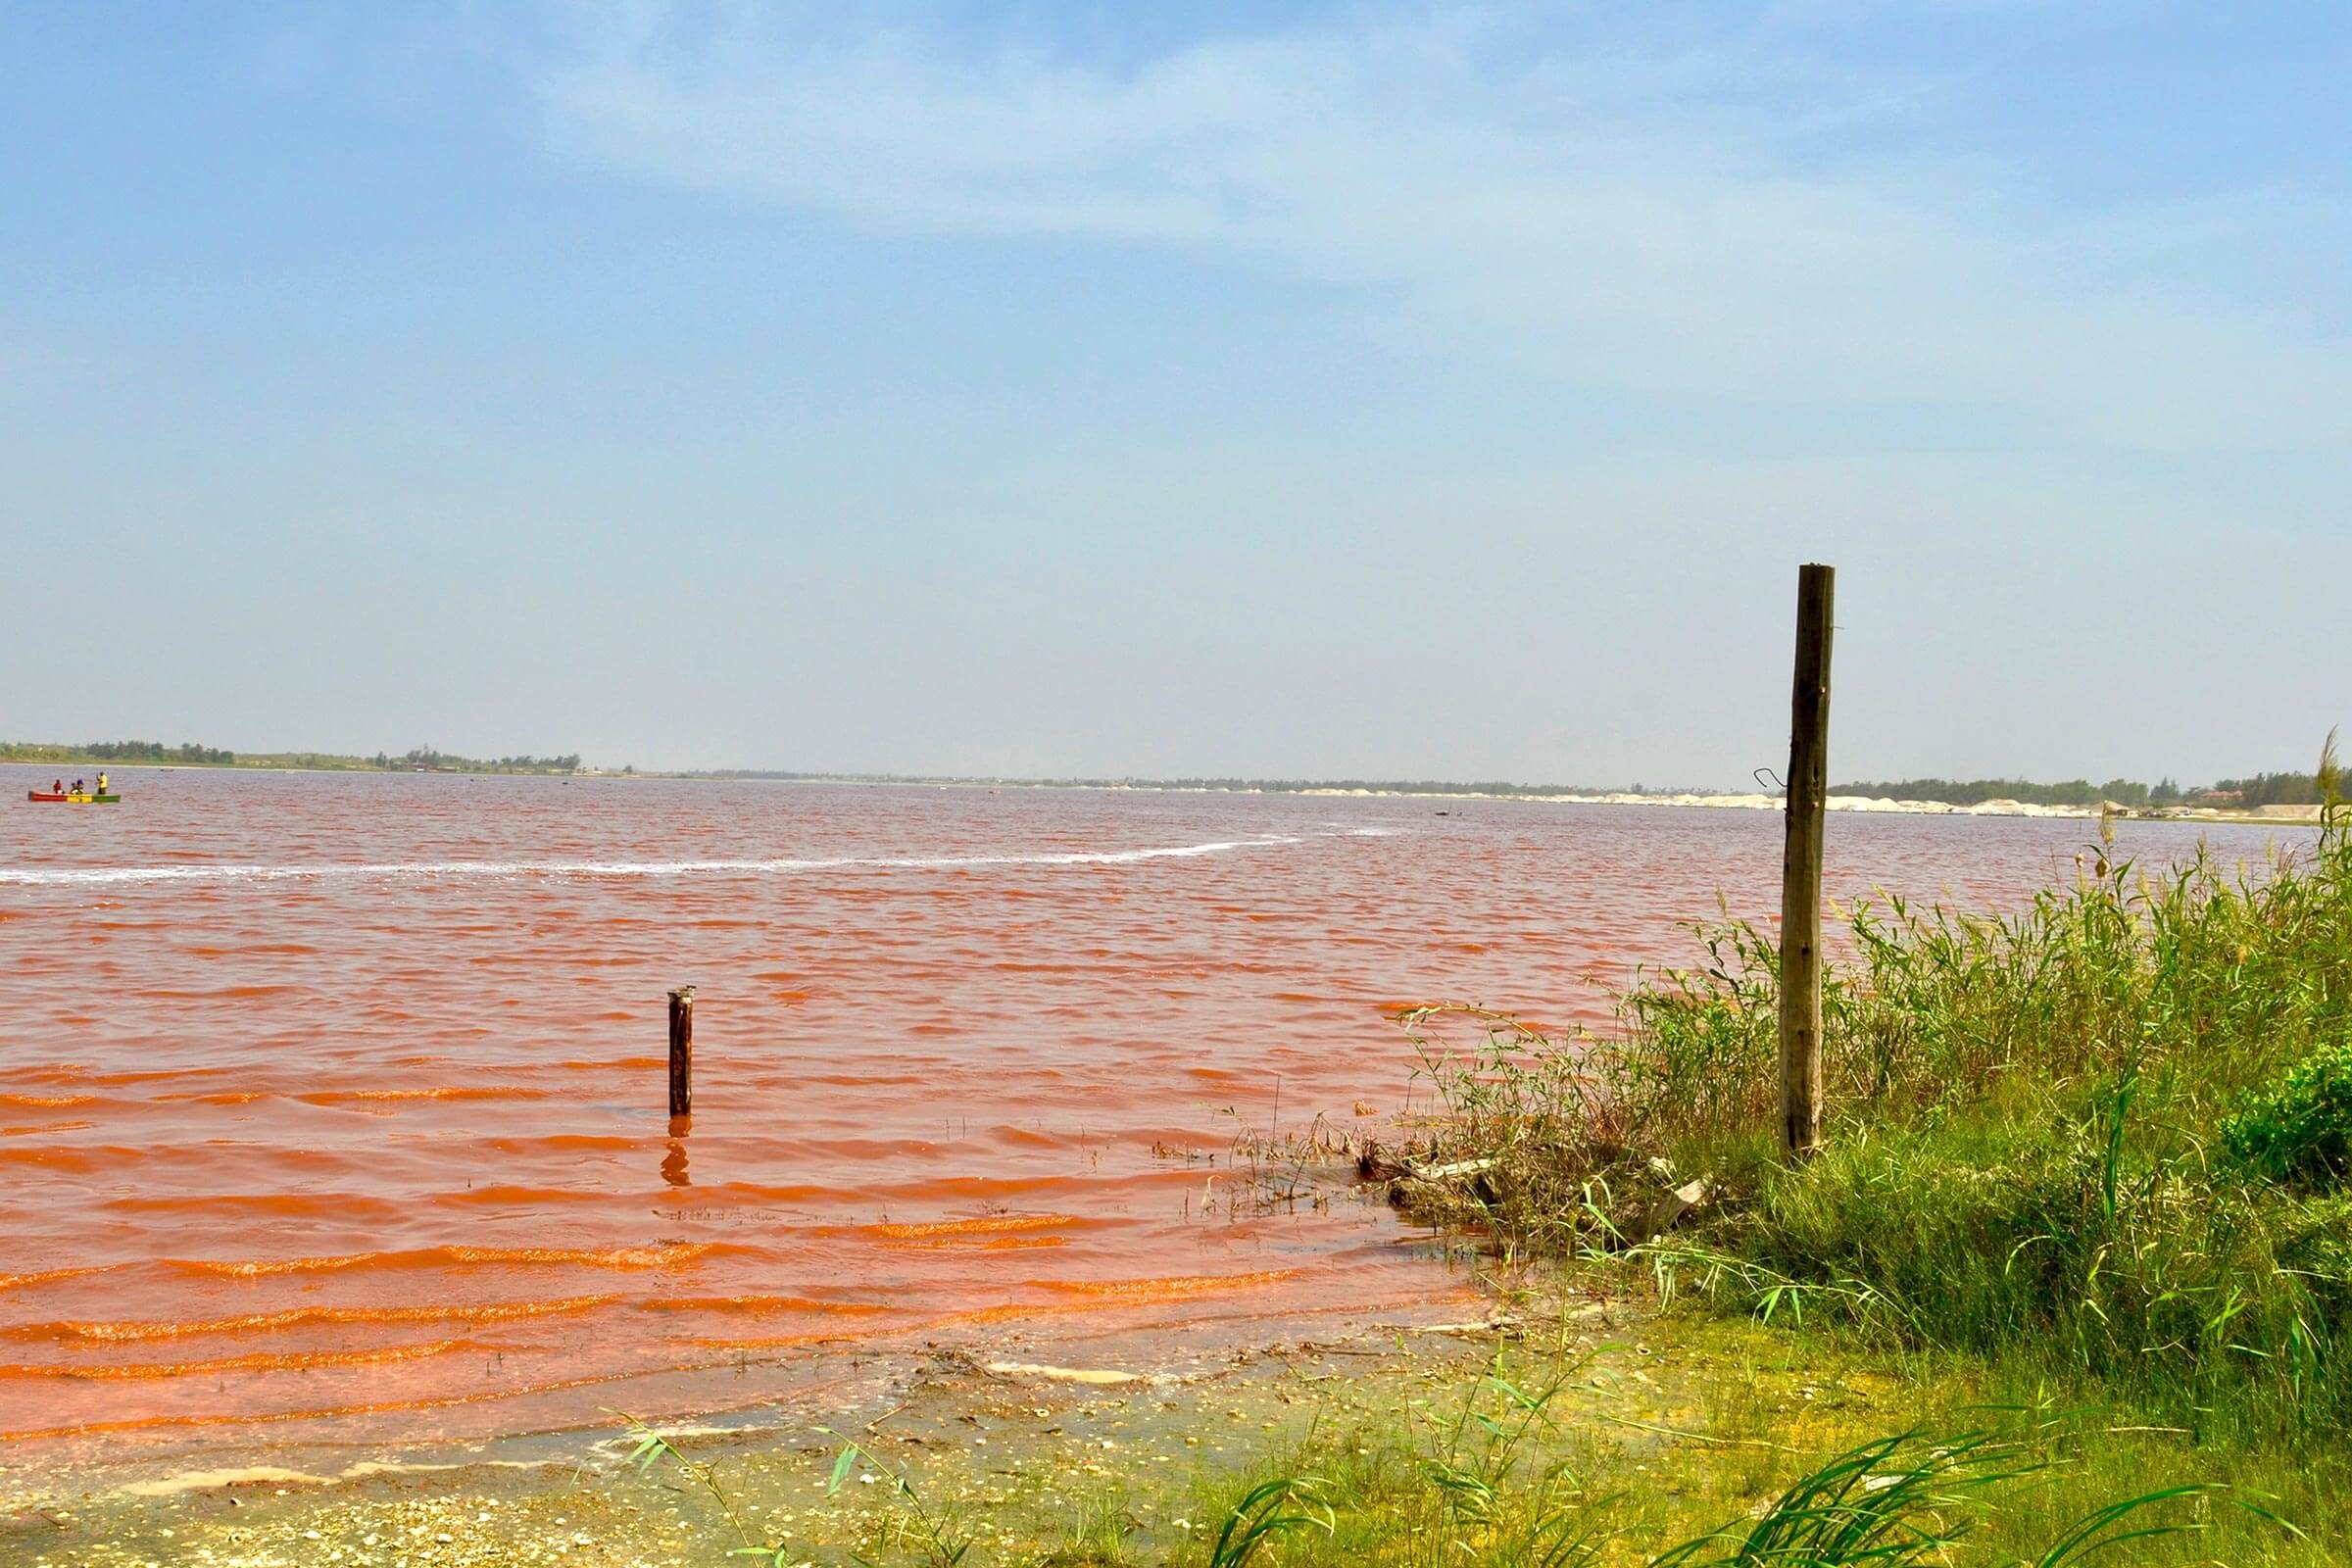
(1779, 564, 1834, 1157)
(667, 986, 696, 1118)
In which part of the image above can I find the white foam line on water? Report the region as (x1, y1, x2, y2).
(0, 835, 1311, 888)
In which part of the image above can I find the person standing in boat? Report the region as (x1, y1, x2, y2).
(96, 771, 108, 795)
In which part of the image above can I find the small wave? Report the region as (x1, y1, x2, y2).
(1, 1339, 481, 1381)
(636, 1295, 891, 1318)
(4, 1357, 710, 1442)
(862, 1212, 1081, 1241)
(0, 1265, 110, 1294)
(0, 835, 1306, 888)
(1034, 1269, 1299, 1301)
(9, 1295, 617, 1344)
(293, 1086, 552, 1106)
(168, 1241, 740, 1278)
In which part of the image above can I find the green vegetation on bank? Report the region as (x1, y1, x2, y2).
(1372, 738, 2352, 1557)
(0, 740, 582, 773)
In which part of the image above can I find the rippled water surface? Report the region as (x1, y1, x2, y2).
(0, 769, 2298, 1456)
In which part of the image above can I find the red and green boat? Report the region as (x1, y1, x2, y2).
(26, 791, 121, 804)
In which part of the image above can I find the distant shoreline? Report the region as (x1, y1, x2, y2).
(0, 751, 578, 778)
(773, 777, 2323, 827)
(6, 756, 2323, 827)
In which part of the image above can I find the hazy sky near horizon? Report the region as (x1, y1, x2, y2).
(4, 3, 2347, 786)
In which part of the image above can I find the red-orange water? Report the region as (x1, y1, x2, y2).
(0, 769, 2293, 1458)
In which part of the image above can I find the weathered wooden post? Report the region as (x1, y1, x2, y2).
(1779, 564, 1834, 1157)
(667, 986, 696, 1118)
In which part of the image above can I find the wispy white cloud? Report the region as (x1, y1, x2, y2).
(535, 3, 2350, 453)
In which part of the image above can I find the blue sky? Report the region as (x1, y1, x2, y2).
(4, 3, 2346, 783)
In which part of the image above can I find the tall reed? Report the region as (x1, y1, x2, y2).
(1406, 752, 2352, 1446)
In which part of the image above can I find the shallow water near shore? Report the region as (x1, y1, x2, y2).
(0, 769, 2306, 1463)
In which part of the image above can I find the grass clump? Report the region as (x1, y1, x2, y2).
(2223, 1040, 2352, 1187)
(1201, 1409, 2302, 1567)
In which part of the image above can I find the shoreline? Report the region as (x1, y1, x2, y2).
(0, 1270, 1513, 1544)
(11, 1284, 2311, 1568)
(0, 1286, 1933, 1568)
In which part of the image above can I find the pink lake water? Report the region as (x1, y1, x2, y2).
(0, 769, 2299, 1458)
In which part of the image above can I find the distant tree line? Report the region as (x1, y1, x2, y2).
(1833, 777, 2154, 808)
(0, 739, 235, 764)
(368, 747, 582, 773)
(2207, 771, 2327, 808)
(1, 740, 581, 774)
(1836, 774, 2328, 808)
